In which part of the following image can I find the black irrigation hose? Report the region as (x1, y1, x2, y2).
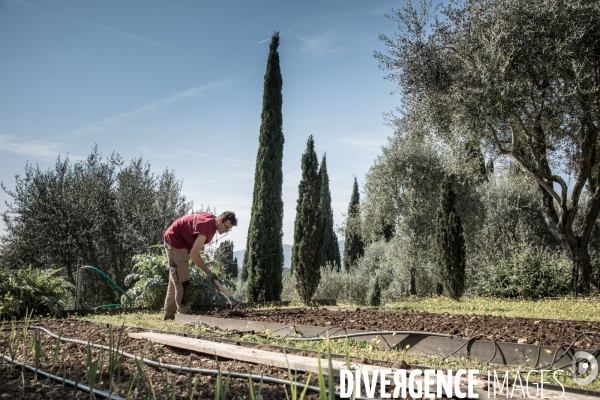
(541, 332, 600, 369)
(441, 334, 499, 364)
(25, 326, 373, 400)
(552, 347, 600, 372)
(1, 354, 125, 400)
(280, 329, 503, 363)
(284, 330, 456, 342)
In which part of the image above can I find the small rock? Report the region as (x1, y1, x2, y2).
(325, 322, 332, 326)
(392, 360, 409, 369)
(299, 351, 308, 356)
(518, 338, 528, 344)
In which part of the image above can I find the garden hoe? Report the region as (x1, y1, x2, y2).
(213, 278, 240, 304)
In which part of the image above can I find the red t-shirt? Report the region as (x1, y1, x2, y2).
(164, 213, 217, 251)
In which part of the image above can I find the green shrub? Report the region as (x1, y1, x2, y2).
(478, 244, 571, 299)
(123, 252, 170, 309)
(0, 266, 74, 319)
(123, 249, 232, 310)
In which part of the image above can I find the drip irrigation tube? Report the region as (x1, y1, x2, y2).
(542, 331, 600, 369)
(25, 326, 372, 400)
(1, 354, 125, 400)
(194, 323, 600, 366)
(280, 329, 455, 341)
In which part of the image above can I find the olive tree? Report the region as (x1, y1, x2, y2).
(376, 0, 600, 292)
(0, 146, 192, 308)
(362, 131, 445, 294)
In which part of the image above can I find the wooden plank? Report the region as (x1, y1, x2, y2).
(130, 331, 377, 376)
(129, 331, 585, 399)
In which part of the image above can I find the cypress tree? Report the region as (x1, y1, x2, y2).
(291, 136, 324, 305)
(435, 177, 466, 300)
(214, 240, 238, 278)
(319, 154, 341, 271)
(343, 177, 364, 272)
(242, 32, 285, 302)
(369, 276, 381, 307)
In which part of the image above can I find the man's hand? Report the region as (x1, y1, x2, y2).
(206, 271, 217, 283)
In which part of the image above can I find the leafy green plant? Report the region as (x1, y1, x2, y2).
(123, 249, 170, 308)
(0, 266, 73, 319)
(478, 243, 571, 299)
(188, 253, 230, 309)
(124, 248, 232, 309)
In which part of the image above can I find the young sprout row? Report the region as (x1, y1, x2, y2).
(1, 315, 348, 399)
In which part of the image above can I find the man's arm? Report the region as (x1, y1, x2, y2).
(189, 234, 211, 275)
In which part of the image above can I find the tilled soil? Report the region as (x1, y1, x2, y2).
(0, 319, 350, 399)
(208, 308, 600, 350)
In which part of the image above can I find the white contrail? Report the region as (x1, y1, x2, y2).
(9, 1, 211, 60)
(68, 80, 230, 137)
(258, 29, 294, 44)
(95, 24, 194, 56)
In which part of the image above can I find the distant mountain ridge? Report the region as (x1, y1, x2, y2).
(234, 241, 344, 270)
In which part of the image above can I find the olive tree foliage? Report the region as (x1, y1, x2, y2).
(309, 237, 438, 305)
(473, 165, 561, 261)
(0, 146, 192, 308)
(376, 0, 600, 292)
(362, 130, 445, 294)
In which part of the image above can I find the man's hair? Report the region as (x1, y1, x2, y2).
(218, 211, 238, 226)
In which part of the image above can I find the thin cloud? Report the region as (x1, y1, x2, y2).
(0, 135, 71, 161)
(92, 24, 197, 57)
(296, 32, 374, 58)
(69, 80, 230, 137)
(297, 31, 336, 55)
(340, 136, 386, 149)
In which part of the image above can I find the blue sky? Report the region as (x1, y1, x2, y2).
(0, 0, 402, 251)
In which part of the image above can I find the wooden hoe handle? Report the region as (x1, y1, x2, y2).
(213, 279, 239, 304)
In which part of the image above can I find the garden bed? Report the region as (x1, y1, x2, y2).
(205, 307, 600, 350)
(0, 319, 335, 399)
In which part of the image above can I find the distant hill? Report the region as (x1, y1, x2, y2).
(234, 240, 344, 270)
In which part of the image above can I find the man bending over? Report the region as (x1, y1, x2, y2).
(163, 211, 237, 320)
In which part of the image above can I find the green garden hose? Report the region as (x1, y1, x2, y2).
(81, 266, 133, 309)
